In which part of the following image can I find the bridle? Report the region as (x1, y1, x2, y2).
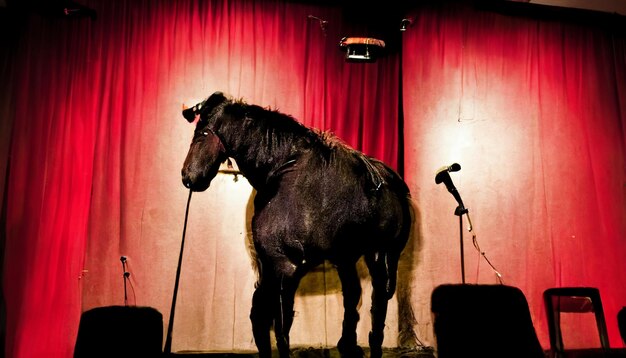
(193, 112, 230, 157)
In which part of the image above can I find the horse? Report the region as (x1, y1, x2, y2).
(180, 92, 414, 358)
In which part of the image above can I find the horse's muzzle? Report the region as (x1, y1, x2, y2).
(181, 172, 210, 192)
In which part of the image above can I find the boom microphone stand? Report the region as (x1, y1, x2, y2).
(435, 163, 470, 284)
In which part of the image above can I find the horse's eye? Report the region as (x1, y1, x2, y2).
(194, 127, 210, 137)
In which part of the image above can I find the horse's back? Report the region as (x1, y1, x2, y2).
(252, 145, 411, 264)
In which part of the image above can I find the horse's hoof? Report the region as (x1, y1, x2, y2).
(369, 346, 382, 358)
(337, 342, 364, 358)
(276, 339, 292, 358)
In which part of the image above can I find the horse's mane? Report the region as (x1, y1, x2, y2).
(229, 99, 355, 160)
(225, 100, 409, 195)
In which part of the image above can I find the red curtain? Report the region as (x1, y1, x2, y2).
(1, 1, 400, 357)
(402, 2, 626, 348)
(2, 11, 99, 358)
(2, 0, 626, 357)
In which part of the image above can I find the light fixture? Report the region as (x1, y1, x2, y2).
(307, 15, 328, 35)
(399, 18, 413, 32)
(339, 37, 386, 63)
(63, 1, 97, 19)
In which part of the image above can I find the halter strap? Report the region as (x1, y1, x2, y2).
(202, 126, 232, 158)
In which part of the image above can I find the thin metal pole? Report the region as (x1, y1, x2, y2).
(164, 189, 193, 354)
(460, 215, 465, 284)
(120, 256, 129, 306)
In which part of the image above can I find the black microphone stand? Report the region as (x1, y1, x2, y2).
(436, 165, 469, 284)
(120, 256, 130, 306)
(437, 164, 503, 285)
(453, 199, 468, 284)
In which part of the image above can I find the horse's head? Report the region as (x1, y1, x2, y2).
(181, 92, 229, 191)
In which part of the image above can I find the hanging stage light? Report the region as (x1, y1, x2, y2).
(339, 36, 386, 63)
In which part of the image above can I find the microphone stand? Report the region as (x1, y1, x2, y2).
(437, 164, 502, 285)
(454, 202, 468, 284)
(436, 165, 469, 284)
(121, 256, 130, 306)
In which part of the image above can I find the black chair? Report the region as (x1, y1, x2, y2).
(543, 287, 609, 358)
(431, 284, 544, 358)
(619, 307, 626, 345)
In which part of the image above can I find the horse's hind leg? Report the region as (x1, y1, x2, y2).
(336, 264, 364, 358)
(365, 252, 394, 358)
(273, 274, 300, 358)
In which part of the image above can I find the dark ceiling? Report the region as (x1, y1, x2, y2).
(1, 0, 624, 37)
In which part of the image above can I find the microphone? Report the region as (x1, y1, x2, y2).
(435, 163, 466, 214)
(435, 163, 461, 184)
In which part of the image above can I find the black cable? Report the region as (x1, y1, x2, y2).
(164, 189, 193, 354)
(128, 274, 137, 306)
(466, 213, 503, 284)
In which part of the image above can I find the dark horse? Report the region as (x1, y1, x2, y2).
(181, 92, 413, 358)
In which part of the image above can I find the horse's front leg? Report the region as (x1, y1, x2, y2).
(366, 252, 392, 358)
(250, 274, 275, 358)
(336, 263, 364, 358)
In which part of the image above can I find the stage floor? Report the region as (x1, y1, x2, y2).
(170, 346, 436, 357)
(169, 347, 626, 358)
